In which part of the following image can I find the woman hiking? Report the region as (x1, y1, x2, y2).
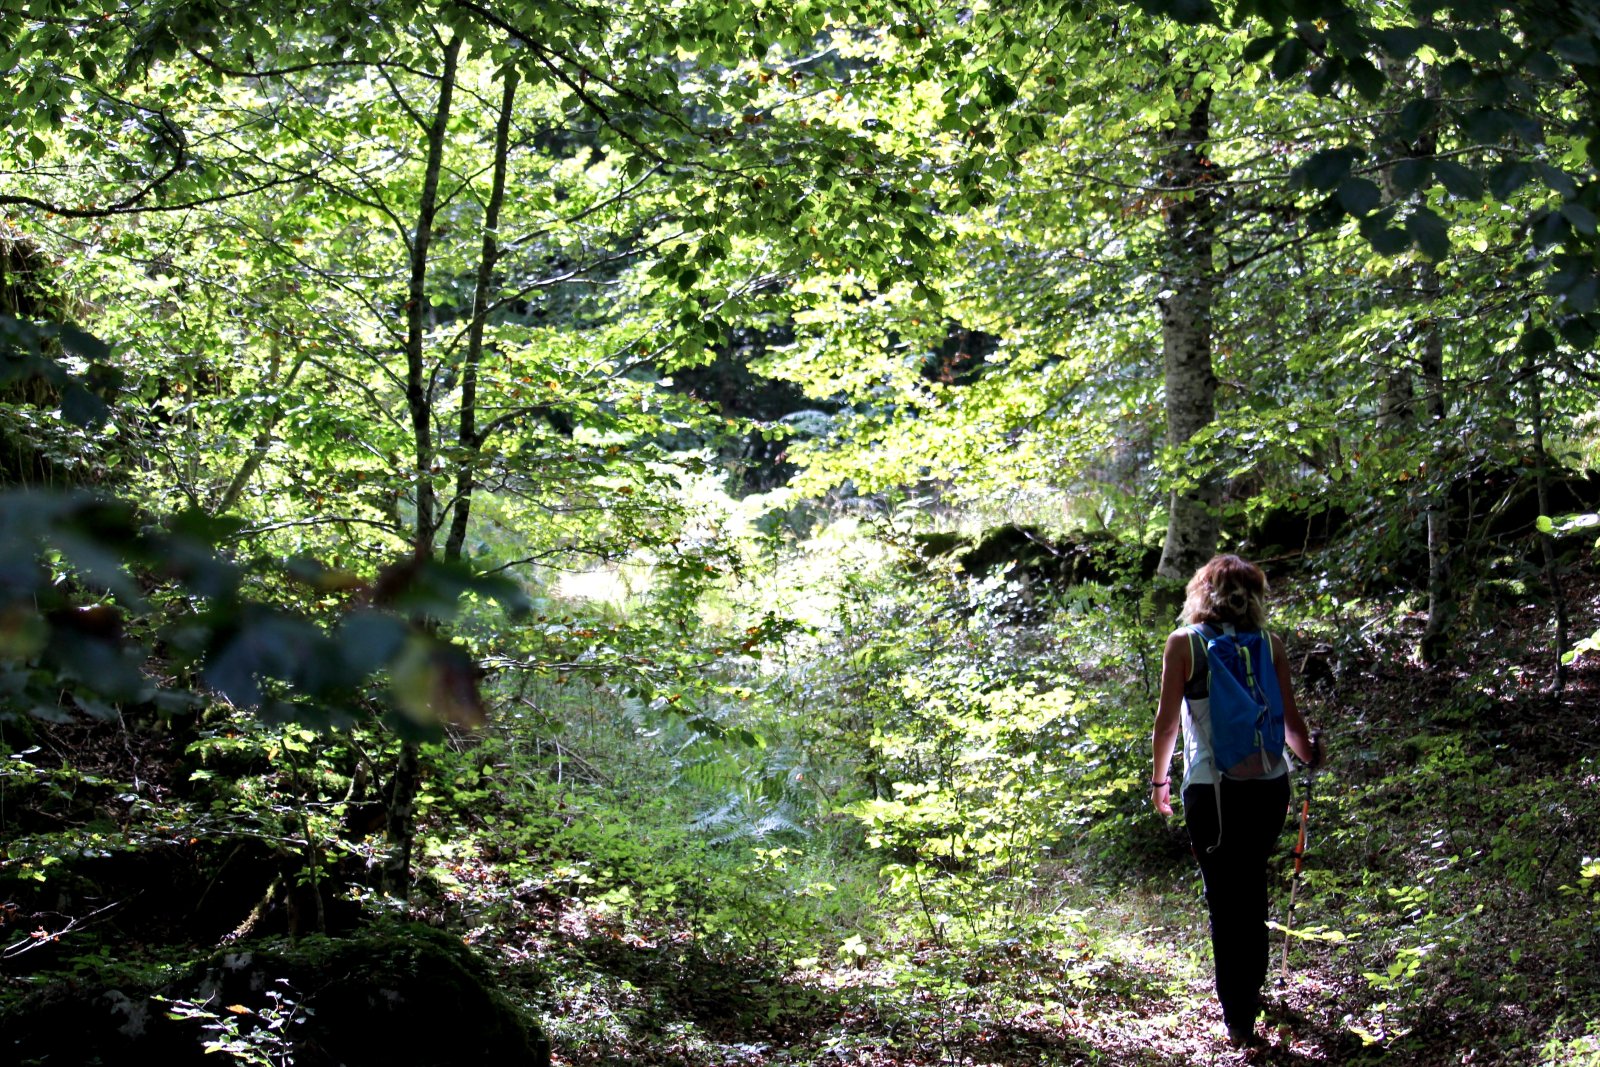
(1150, 554, 1323, 1049)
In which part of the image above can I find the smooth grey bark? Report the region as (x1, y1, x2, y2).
(1375, 366, 1415, 433)
(444, 65, 519, 564)
(385, 34, 462, 901)
(1155, 85, 1220, 582)
(402, 34, 463, 563)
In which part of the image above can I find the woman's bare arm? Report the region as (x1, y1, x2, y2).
(1151, 631, 1189, 815)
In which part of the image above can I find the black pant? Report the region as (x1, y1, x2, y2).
(1183, 776, 1291, 1034)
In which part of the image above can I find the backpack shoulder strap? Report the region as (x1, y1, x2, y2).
(1184, 624, 1210, 700)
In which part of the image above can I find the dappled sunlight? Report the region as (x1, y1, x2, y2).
(4, 0, 1600, 1064)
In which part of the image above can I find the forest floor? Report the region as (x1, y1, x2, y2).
(457, 860, 1451, 1066)
(477, 885, 1348, 1067)
(446, 565, 1600, 1067)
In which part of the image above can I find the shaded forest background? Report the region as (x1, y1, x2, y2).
(2, 0, 1600, 1063)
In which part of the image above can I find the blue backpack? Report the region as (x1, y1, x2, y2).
(1185, 624, 1287, 849)
(1188, 623, 1287, 779)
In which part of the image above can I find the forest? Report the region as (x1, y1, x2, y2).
(2, 0, 1599, 1063)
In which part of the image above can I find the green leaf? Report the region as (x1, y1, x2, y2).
(1305, 196, 1344, 233)
(1307, 59, 1342, 97)
(1271, 38, 1306, 81)
(1562, 201, 1598, 236)
(1456, 27, 1511, 63)
(1546, 258, 1584, 295)
(1533, 210, 1571, 248)
(1507, 112, 1543, 144)
(1487, 161, 1531, 200)
(1241, 35, 1279, 63)
(1566, 276, 1599, 314)
(1133, 0, 1218, 26)
(1374, 27, 1425, 58)
(335, 610, 409, 676)
(1462, 107, 1512, 143)
(1405, 207, 1450, 260)
(1554, 34, 1600, 66)
(60, 383, 109, 428)
(1345, 56, 1386, 100)
(1439, 59, 1475, 92)
(1525, 50, 1561, 80)
(58, 323, 111, 362)
(1417, 26, 1458, 55)
(1537, 515, 1555, 534)
(1433, 160, 1482, 199)
(1394, 97, 1437, 142)
(1295, 147, 1358, 191)
(1520, 326, 1554, 355)
(1336, 177, 1382, 215)
(1538, 163, 1578, 199)
(1361, 218, 1412, 256)
(1559, 314, 1598, 350)
(1389, 158, 1430, 195)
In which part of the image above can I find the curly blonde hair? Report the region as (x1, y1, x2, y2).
(1181, 554, 1269, 630)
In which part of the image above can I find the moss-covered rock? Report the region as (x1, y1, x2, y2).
(2, 923, 549, 1067)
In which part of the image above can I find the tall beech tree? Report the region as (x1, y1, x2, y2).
(1154, 77, 1221, 581)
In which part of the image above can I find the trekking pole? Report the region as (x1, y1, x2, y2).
(1280, 731, 1321, 987)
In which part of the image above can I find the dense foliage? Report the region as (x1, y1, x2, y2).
(2, 1, 1599, 1064)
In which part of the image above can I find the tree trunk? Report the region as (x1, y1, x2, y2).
(444, 64, 519, 564)
(381, 738, 423, 898)
(1375, 367, 1414, 433)
(1396, 70, 1453, 662)
(1375, 50, 1455, 663)
(1375, 57, 1418, 437)
(215, 348, 308, 514)
(403, 33, 463, 563)
(1528, 348, 1569, 692)
(384, 33, 462, 901)
(1416, 268, 1454, 665)
(1155, 83, 1219, 582)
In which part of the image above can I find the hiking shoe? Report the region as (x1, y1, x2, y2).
(1227, 1023, 1264, 1049)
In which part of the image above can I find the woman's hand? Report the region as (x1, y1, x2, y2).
(1151, 780, 1173, 816)
(1307, 728, 1325, 770)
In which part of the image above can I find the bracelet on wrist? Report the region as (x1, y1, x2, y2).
(1151, 779, 1170, 787)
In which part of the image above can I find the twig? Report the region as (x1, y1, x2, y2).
(2, 898, 128, 959)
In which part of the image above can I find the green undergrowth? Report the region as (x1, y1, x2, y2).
(3, 517, 1598, 1066)
(460, 525, 1600, 1066)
